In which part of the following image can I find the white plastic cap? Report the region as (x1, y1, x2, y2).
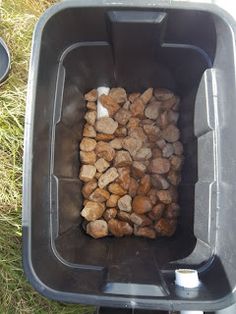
(175, 269, 200, 289)
(97, 86, 110, 119)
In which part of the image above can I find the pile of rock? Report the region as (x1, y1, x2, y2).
(79, 87, 183, 239)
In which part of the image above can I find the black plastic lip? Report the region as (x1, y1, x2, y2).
(0, 37, 10, 84)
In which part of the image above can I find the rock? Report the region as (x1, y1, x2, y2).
(96, 117, 118, 135)
(86, 220, 108, 238)
(99, 94, 120, 116)
(130, 98, 145, 117)
(168, 110, 179, 124)
(89, 188, 110, 202)
(108, 219, 133, 237)
(117, 211, 131, 222)
(109, 87, 127, 104)
(137, 174, 151, 195)
(122, 136, 142, 157)
(154, 88, 174, 101)
(118, 195, 132, 212)
(108, 183, 126, 196)
(133, 147, 152, 161)
(158, 111, 169, 129)
(123, 100, 131, 110)
(103, 208, 118, 221)
(144, 101, 160, 119)
(114, 150, 132, 167)
(116, 167, 131, 190)
(165, 203, 180, 219)
(162, 124, 180, 143)
(154, 218, 176, 237)
(84, 110, 96, 125)
(128, 177, 139, 197)
(156, 139, 166, 149)
(152, 147, 162, 158)
(148, 203, 165, 221)
(95, 158, 110, 173)
(114, 127, 127, 137)
(161, 96, 178, 110)
(98, 167, 119, 188)
(156, 190, 173, 204)
(147, 188, 157, 205)
(140, 88, 153, 105)
(132, 195, 152, 214)
(130, 213, 152, 226)
(82, 179, 98, 198)
(114, 108, 131, 125)
(84, 89, 98, 102)
(86, 101, 97, 111)
(83, 199, 89, 206)
(83, 123, 96, 138)
(134, 226, 156, 239)
(127, 117, 140, 129)
(172, 96, 180, 111)
(167, 170, 181, 186)
(79, 165, 96, 182)
(81, 201, 105, 221)
(162, 143, 174, 158)
(128, 127, 147, 143)
(128, 92, 141, 103)
(169, 185, 178, 202)
(173, 141, 183, 155)
(106, 194, 120, 207)
(143, 123, 160, 138)
(96, 134, 115, 141)
(170, 155, 183, 171)
(151, 174, 170, 190)
(80, 137, 97, 152)
(132, 161, 146, 178)
(95, 172, 102, 179)
(80, 151, 96, 164)
(110, 138, 123, 149)
(148, 157, 170, 174)
(95, 141, 115, 161)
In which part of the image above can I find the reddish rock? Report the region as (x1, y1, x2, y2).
(89, 188, 110, 202)
(128, 92, 141, 103)
(130, 98, 145, 117)
(173, 141, 184, 156)
(109, 87, 127, 104)
(137, 174, 151, 195)
(152, 147, 162, 158)
(106, 194, 120, 207)
(114, 150, 132, 167)
(148, 157, 170, 174)
(145, 101, 160, 120)
(158, 111, 169, 129)
(95, 141, 115, 161)
(154, 218, 176, 237)
(114, 108, 131, 125)
(122, 136, 142, 157)
(151, 174, 170, 190)
(86, 101, 97, 111)
(134, 226, 156, 239)
(108, 219, 133, 237)
(167, 170, 181, 186)
(147, 188, 157, 205)
(84, 89, 98, 102)
(148, 203, 165, 221)
(156, 190, 173, 204)
(127, 117, 140, 129)
(162, 143, 174, 158)
(99, 94, 120, 116)
(130, 213, 152, 226)
(114, 127, 127, 137)
(132, 195, 152, 214)
(80, 138, 97, 152)
(165, 203, 180, 219)
(134, 147, 152, 161)
(170, 155, 183, 171)
(96, 133, 114, 141)
(84, 110, 96, 125)
(96, 117, 118, 135)
(103, 208, 118, 221)
(110, 138, 123, 149)
(128, 127, 147, 143)
(132, 161, 147, 178)
(156, 139, 166, 149)
(162, 124, 180, 143)
(82, 179, 98, 198)
(86, 220, 108, 238)
(128, 177, 139, 197)
(80, 151, 96, 164)
(117, 167, 131, 190)
(108, 183, 126, 196)
(83, 123, 96, 138)
(117, 211, 131, 222)
(81, 201, 105, 221)
(140, 88, 153, 105)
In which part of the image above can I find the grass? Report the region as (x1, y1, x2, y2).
(0, 1, 94, 313)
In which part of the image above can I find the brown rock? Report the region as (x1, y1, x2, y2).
(106, 194, 120, 207)
(95, 158, 110, 173)
(148, 157, 170, 174)
(95, 172, 102, 179)
(140, 88, 153, 105)
(134, 226, 156, 239)
(168, 110, 179, 124)
(114, 127, 127, 137)
(80, 151, 96, 164)
(83, 199, 89, 206)
(99, 94, 120, 116)
(143, 123, 160, 138)
(117, 167, 131, 190)
(170, 155, 183, 171)
(128, 177, 139, 197)
(130, 213, 152, 227)
(156, 139, 166, 149)
(89, 188, 110, 202)
(122, 136, 142, 157)
(110, 138, 123, 149)
(152, 147, 162, 158)
(123, 100, 131, 110)
(84, 110, 96, 125)
(128, 92, 141, 103)
(79, 165, 96, 182)
(173, 141, 183, 155)
(130, 98, 145, 117)
(154, 218, 176, 236)
(132, 161, 146, 178)
(95, 141, 115, 161)
(82, 179, 98, 198)
(114, 150, 132, 167)
(169, 185, 178, 202)
(156, 190, 173, 204)
(128, 127, 147, 143)
(84, 89, 98, 102)
(167, 170, 181, 186)
(118, 194, 132, 212)
(147, 188, 157, 205)
(86, 220, 108, 238)
(109, 87, 127, 104)
(81, 201, 105, 221)
(98, 167, 119, 188)
(154, 88, 174, 101)
(165, 203, 180, 219)
(108, 183, 126, 196)
(108, 219, 133, 237)
(96, 134, 115, 141)
(83, 123, 96, 138)
(86, 101, 97, 111)
(158, 111, 169, 129)
(148, 203, 165, 221)
(117, 211, 131, 222)
(134, 147, 152, 161)
(80, 138, 97, 152)
(114, 108, 131, 125)
(145, 101, 160, 120)
(127, 117, 140, 129)
(161, 96, 178, 110)
(137, 174, 151, 195)
(162, 143, 174, 158)
(132, 195, 152, 214)
(151, 174, 170, 190)
(103, 208, 118, 221)
(96, 117, 118, 135)
(162, 124, 180, 143)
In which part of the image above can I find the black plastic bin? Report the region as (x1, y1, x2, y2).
(23, 1, 236, 312)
